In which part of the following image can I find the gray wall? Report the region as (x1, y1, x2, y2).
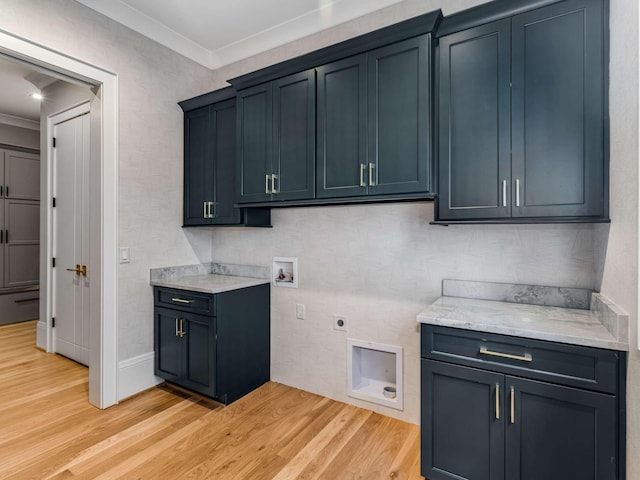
(0, 0, 215, 364)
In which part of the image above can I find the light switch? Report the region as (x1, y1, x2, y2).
(119, 247, 130, 264)
(296, 304, 305, 320)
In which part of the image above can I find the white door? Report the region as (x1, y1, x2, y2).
(52, 104, 90, 366)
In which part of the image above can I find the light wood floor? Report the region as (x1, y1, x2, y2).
(0, 320, 422, 479)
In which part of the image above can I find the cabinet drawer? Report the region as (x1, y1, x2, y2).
(421, 325, 619, 394)
(154, 287, 215, 316)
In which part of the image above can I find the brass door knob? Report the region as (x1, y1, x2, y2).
(65, 264, 87, 276)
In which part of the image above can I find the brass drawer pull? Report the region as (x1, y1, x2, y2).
(171, 298, 193, 304)
(479, 346, 532, 362)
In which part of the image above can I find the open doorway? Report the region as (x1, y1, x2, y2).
(0, 30, 118, 409)
(0, 57, 41, 328)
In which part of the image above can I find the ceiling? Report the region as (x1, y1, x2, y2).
(75, 0, 407, 69)
(0, 56, 44, 127)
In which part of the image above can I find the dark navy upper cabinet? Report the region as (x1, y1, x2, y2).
(236, 83, 273, 204)
(368, 35, 431, 196)
(316, 55, 367, 199)
(237, 70, 315, 203)
(511, 0, 605, 219)
(435, 0, 608, 224)
(181, 89, 260, 226)
(317, 36, 432, 199)
(437, 20, 512, 221)
(272, 71, 316, 201)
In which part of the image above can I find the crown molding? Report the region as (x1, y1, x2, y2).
(75, 0, 215, 68)
(0, 113, 39, 130)
(75, 0, 407, 70)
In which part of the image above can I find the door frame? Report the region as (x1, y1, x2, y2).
(0, 28, 119, 409)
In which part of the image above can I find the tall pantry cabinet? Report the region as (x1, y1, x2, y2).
(0, 149, 40, 289)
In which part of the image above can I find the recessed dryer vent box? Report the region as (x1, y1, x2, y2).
(273, 257, 298, 288)
(347, 339, 403, 410)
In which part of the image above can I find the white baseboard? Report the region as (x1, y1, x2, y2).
(36, 321, 47, 350)
(118, 352, 162, 401)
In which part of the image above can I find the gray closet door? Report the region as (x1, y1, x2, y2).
(5, 151, 40, 201)
(4, 199, 39, 287)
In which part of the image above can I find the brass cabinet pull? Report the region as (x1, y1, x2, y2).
(360, 164, 366, 187)
(510, 386, 515, 424)
(265, 174, 271, 194)
(495, 383, 500, 420)
(271, 174, 278, 194)
(171, 297, 193, 304)
(175, 318, 186, 337)
(479, 346, 532, 362)
(369, 162, 375, 186)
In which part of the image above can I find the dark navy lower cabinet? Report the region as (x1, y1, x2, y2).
(154, 284, 270, 405)
(420, 325, 625, 480)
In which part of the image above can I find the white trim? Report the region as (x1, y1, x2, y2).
(212, 0, 406, 68)
(0, 112, 39, 131)
(36, 320, 46, 349)
(74, 0, 407, 69)
(118, 352, 162, 401)
(74, 0, 213, 68)
(0, 27, 119, 409)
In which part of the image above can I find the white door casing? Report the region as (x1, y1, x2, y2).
(0, 29, 119, 408)
(52, 105, 90, 366)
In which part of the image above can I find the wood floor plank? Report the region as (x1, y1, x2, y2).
(0, 320, 422, 479)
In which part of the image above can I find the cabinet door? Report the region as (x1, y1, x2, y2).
(437, 20, 511, 220)
(184, 106, 214, 225)
(5, 151, 40, 200)
(154, 307, 184, 383)
(4, 199, 39, 287)
(511, 0, 605, 218)
(505, 376, 617, 480)
(0, 154, 4, 198)
(0, 200, 3, 287)
(368, 36, 430, 195)
(237, 83, 273, 203)
(182, 311, 216, 398)
(211, 99, 242, 224)
(272, 70, 316, 201)
(316, 55, 367, 199)
(422, 359, 505, 480)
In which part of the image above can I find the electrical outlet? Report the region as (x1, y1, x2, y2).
(334, 314, 347, 331)
(296, 304, 305, 320)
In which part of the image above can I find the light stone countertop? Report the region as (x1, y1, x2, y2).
(151, 273, 270, 295)
(417, 296, 628, 351)
(149, 262, 271, 295)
